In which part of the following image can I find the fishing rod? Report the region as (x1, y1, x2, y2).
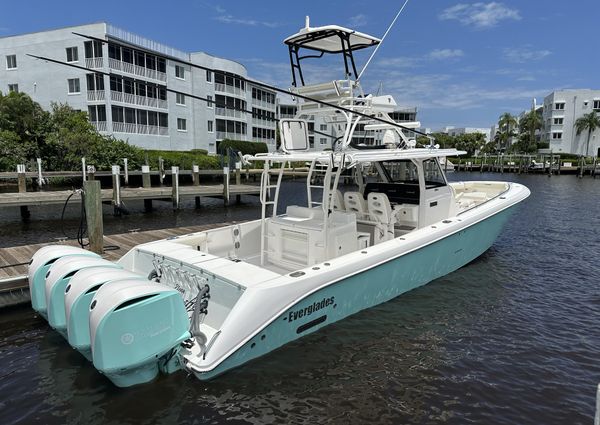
(71, 32, 432, 139)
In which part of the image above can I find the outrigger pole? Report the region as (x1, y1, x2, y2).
(68, 32, 433, 140)
(357, 0, 411, 81)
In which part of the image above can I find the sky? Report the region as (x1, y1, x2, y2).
(1, 0, 598, 130)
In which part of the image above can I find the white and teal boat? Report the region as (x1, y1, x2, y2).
(27, 19, 529, 387)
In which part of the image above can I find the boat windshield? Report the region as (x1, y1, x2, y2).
(422, 159, 447, 188)
(381, 160, 419, 184)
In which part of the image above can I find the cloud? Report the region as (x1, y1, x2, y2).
(215, 14, 283, 28)
(428, 49, 464, 60)
(502, 46, 551, 63)
(439, 2, 521, 29)
(348, 14, 368, 28)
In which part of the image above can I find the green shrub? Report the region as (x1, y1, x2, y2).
(145, 150, 220, 170)
(218, 139, 268, 156)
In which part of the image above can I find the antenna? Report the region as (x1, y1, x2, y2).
(357, 0, 411, 81)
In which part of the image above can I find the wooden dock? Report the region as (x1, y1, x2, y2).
(0, 221, 239, 307)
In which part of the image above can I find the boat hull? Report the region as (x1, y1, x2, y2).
(193, 205, 514, 380)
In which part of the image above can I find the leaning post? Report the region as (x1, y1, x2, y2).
(171, 166, 180, 210)
(83, 180, 104, 254)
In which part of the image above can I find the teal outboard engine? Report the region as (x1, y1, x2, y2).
(89, 279, 190, 387)
(45, 256, 120, 337)
(64, 267, 147, 360)
(28, 245, 99, 316)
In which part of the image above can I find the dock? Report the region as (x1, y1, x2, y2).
(0, 221, 240, 308)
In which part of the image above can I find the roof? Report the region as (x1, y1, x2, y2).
(284, 24, 380, 53)
(246, 148, 466, 166)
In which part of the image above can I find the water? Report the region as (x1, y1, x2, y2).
(1, 173, 599, 424)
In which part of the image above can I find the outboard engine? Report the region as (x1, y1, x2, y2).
(89, 279, 190, 387)
(45, 256, 120, 337)
(28, 245, 99, 315)
(64, 267, 147, 360)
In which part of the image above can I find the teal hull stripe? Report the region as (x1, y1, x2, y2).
(197, 207, 514, 379)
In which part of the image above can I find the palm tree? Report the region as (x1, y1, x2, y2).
(498, 112, 518, 151)
(575, 111, 600, 156)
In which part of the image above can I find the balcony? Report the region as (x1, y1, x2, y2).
(214, 83, 245, 97)
(216, 131, 247, 141)
(108, 58, 167, 82)
(91, 121, 108, 132)
(215, 107, 244, 119)
(112, 121, 168, 136)
(251, 98, 276, 110)
(87, 90, 105, 102)
(252, 117, 275, 127)
(85, 57, 104, 69)
(110, 90, 167, 109)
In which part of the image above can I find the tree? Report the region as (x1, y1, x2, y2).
(497, 112, 517, 151)
(575, 111, 600, 157)
(512, 111, 541, 153)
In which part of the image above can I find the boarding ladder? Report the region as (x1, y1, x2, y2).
(260, 161, 285, 266)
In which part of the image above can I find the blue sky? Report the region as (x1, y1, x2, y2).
(2, 0, 598, 130)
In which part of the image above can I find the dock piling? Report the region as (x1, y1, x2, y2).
(36, 158, 44, 187)
(158, 157, 165, 185)
(17, 164, 30, 220)
(223, 166, 230, 206)
(123, 158, 129, 186)
(142, 165, 152, 212)
(81, 157, 87, 181)
(171, 166, 180, 210)
(111, 165, 122, 215)
(192, 164, 200, 186)
(83, 180, 104, 254)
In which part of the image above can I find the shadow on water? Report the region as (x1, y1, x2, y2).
(1, 173, 600, 424)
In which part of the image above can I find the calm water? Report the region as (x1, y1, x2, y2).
(1, 173, 599, 424)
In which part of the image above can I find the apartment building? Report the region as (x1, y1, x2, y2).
(0, 23, 277, 153)
(541, 89, 600, 155)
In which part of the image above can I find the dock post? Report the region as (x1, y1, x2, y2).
(159, 157, 165, 185)
(83, 180, 104, 254)
(192, 164, 200, 186)
(87, 165, 96, 181)
(223, 166, 230, 206)
(235, 162, 241, 204)
(595, 383, 600, 425)
(82, 157, 87, 181)
(142, 165, 152, 212)
(123, 158, 129, 186)
(578, 155, 584, 179)
(548, 151, 553, 177)
(171, 166, 180, 210)
(111, 165, 122, 215)
(17, 164, 30, 220)
(36, 158, 44, 188)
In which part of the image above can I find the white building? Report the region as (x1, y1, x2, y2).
(541, 89, 600, 155)
(0, 23, 277, 153)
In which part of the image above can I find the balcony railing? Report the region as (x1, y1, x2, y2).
(91, 121, 108, 132)
(112, 122, 168, 135)
(252, 117, 275, 127)
(216, 131, 247, 141)
(278, 113, 296, 119)
(108, 58, 167, 82)
(214, 83, 245, 97)
(215, 107, 244, 119)
(110, 90, 167, 109)
(251, 98, 276, 109)
(85, 57, 104, 69)
(87, 90, 105, 102)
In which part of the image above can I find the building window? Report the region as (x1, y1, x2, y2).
(66, 47, 78, 63)
(207, 120, 214, 133)
(207, 95, 214, 109)
(319, 124, 327, 131)
(6, 55, 17, 69)
(206, 70, 212, 83)
(67, 78, 81, 94)
(319, 137, 327, 145)
(552, 132, 562, 139)
(176, 93, 186, 105)
(177, 118, 187, 131)
(553, 117, 564, 125)
(8, 84, 18, 93)
(593, 100, 600, 110)
(175, 65, 185, 79)
(554, 102, 565, 110)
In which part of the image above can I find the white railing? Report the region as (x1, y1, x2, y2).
(123, 93, 135, 104)
(252, 117, 275, 127)
(214, 83, 244, 97)
(85, 57, 104, 68)
(108, 58, 167, 82)
(91, 121, 108, 132)
(110, 91, 123, 102)
(279, 113, 296, 119)
(135, 94, 147, 106)
(147, 97, 158, 108)
(215, 107, 244, 119)
(87, 90, 105, 101)
(216, 131, 247, 141)
(158, 99, 168, 109)
(112, 122, 168, 135)
(251, 98, 276, 109)
(110, 91, 166, 109)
